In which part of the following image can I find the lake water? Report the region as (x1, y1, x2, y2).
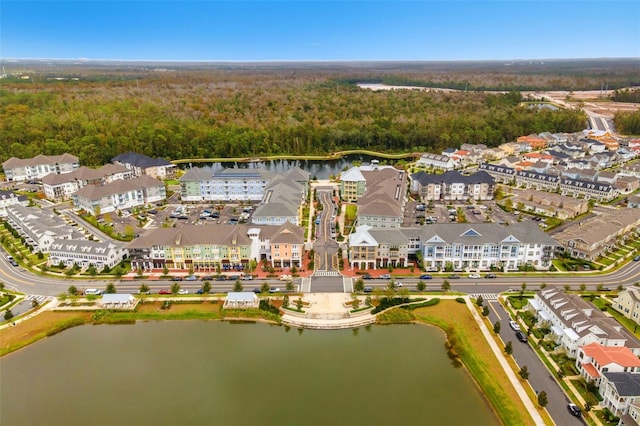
(0, 322, 499, 426)
(182, 154, 412, 179)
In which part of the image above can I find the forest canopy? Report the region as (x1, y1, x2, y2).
(2, 60, 633, 166)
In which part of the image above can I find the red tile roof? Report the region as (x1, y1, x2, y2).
(582, 343, 640, 368)
(582, 362, 601, 379)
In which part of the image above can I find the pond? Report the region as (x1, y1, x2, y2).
(0, 321, 499, 426)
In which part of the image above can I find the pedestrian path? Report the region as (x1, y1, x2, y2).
(469, 293, 499, 301)
(26, 294, 52, 304)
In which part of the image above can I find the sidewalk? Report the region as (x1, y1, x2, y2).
(466, 297, 546, 425)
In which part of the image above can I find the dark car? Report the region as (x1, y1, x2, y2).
(363, 286, 374, 293)
(634, 255, 640, 261)
(567, 403, 581, 417)
(419, 274, 432, 280)
(361, 274, 372, 280)
(515, 331, 528, 343)
(485, 273, 497, 279)
(252, 288, 262, 294)
(170, 276, 183, 281)
(448, 274, 461, 279)
(200, 275, 214, 281)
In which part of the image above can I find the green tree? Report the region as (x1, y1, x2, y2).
(171, 282, 181, 294)
(202, 281, 211, 294)
(124, 224, 135, 240)
(162, 265, 169, 276)
(4, 309, 14, 321)
(233, 280, 243, 292)
(580, 283, 586, 292)
(493, 321, 501, 334)
(482, 305, 490, 316)
(519, 365, 530, 380)
(139, 283, 150, 294)
(105, 282, 117, 294)
(286, 280, 294, 292)
(87, 264, 97, 277)
(441, 280, 451, 292)
(537, 391, 548, 408)
(354, 278, 365, 293)
(521, 282, 527, 292)
(476, 295, 484, 307)
(68, 285, 78, 296)
(504, 341, 513, 355)
(282, 294, 289, 308)
(351, 294, 361, 310)
(416, 280, 426, 292)
(261, 282, 270, 294)
(295, 298, 304, 311)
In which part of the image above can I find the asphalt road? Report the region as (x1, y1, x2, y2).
(487, 301, 585, 426)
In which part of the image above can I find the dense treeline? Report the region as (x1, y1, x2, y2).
(0, 68, 590, 166)
(611, 88, 640, 103)
(614, 111, 640, 135)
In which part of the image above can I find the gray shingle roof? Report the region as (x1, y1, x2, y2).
(602, 372, 640, 397)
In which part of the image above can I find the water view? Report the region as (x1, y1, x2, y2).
(1, 321, 499, 426)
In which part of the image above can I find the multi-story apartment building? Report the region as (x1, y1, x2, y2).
(479, 163, 516, 184)
(553, 208, 640, 261)
(410, 170, 495, 202)
(127, 222, 304, 272)
(576, 343, 640, 387)
(6, 205, 82, 253)
(251, 171, 309, 226)
(509, 188, 590, 219)
(559, 178, 618, 202)
(111, 152, 176, 179)
(339, 161, 398, 202)
(0, 190, 28, 217)
(42, 164, 132, 201)
(415, 153, 459, 172)
(72, 175, 166, 215)
(527, 287, 640, 358)
(614, 287, 640, 325)
(180, 167, 274, 202)
(599, 372, 640, 418)
(355, 166, 407, 229)
(48, 239, 128, 271)
(2, 153, 79, 182)
(348, 222, 555, 271)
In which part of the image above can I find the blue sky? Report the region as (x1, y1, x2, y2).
(2, 1, 639, 61)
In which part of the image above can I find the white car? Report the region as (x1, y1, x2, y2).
(468, 273, 481, 279)
(178, 289, 189, 295)
(509, 321, 520, 331)
(279, 274, 292, 281)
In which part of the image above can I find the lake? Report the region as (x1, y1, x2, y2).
(0, 321, 499, 426)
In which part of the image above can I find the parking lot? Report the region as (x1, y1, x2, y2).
(404, 200, 527, 227)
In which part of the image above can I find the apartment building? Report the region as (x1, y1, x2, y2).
(355, 166, 407, 229)
(72, 175, 166, 215)
(348, 222, 555, 271)
(410, 170, 495, 202)
(111, 152, 176, 179)
(6, 205, 82, 253)
(180, 167, 273, 202)
(576, 343, 640, 387)
(509, 188, 590, 219)
(42, 164, 132, 201)
(0, 190, 29, 217)
(48, 239, 128, 271)
(2, 153, 79, 182)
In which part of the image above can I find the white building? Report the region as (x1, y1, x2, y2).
(2, 153, 79, 182)
(576, 343, 640, 387)
(72, 175, 166, 215)
(0, 190, 29, 217)
(528, 287, 640, 358)
(42, 164, 132, 201)
(416, 153, 459, 171)
(180, 168, 273, 202)
(6, 205, 83, 253)
(48, 238, 128, 271)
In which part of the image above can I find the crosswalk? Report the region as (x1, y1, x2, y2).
(312, 270, 341, 277)
(26, 295, 52, 304)
(469, 293, 499, 301)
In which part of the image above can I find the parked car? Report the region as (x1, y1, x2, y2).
(9, 260, 18, 267)
(279, 274, 292, 281)
(363, 286, 374, 293)
(393, 281, 403, 288)
(252, 288, 262, 294)
(242, 275, 253, 280)
(419, 274, 432, 280)
(468, 273, 481, 279)
(634, 255, 640, 261)
(269, 287, 281, 293)
(361, 273, 372, 280)
(485, 273, 497, 279)
(509, 321, 520, 331)
(448, 274, 461, 279)
(567, 403, 582, 417)
(416, 204, 426, 211)
(196, 289, 204, 294)
(379, 274, 391, 279)
(200, 276, 214, 281)
(171, 276, 183, 281)
(185, 275, 198, 281)
(178, 289, 189, 295)
(515, 331, 528, 343)
(158, 289, 171, 295)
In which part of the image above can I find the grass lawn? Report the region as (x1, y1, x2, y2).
(0, 311, 92, 356)
(412, 300, 540, 426)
